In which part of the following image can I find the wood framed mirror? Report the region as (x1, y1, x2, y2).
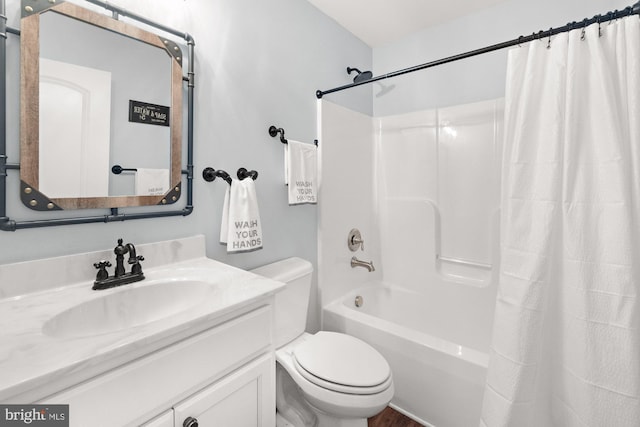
(20, 0, 183, 210)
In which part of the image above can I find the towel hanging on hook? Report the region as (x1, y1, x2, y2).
(284, 140, 317, 205)
(220, 171, 263, 253)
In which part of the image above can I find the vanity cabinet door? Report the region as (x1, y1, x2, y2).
(141, 410, 173, 427)
(173, 353, 275, 427)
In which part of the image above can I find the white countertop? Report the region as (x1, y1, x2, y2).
(0, 237, 284, 403)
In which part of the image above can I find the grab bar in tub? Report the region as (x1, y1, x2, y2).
(436, 255, 492, 270)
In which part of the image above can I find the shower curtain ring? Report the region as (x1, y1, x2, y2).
(547, 28, 552, 49)
(597, 15, 602, 37)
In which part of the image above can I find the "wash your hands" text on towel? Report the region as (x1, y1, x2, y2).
(293, 180, 316, 203)
(230, 220, 262, 250)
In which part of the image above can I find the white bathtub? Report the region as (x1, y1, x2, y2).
(323, 283, 494, 427)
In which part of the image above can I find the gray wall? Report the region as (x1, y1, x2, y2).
(2, 0, 371, 330)
(373, 0, 632, 116)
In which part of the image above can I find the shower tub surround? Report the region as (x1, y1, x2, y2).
(0, 235, 283, 426)
(318, 99, 502, 426)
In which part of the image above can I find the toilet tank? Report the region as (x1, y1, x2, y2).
(250, 257, 313, 348)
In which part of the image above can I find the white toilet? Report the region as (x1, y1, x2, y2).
(251, 257, 393, 427)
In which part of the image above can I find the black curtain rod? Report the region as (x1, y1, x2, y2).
(316, 2, 640, 99)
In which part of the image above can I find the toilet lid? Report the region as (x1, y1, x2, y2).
(292, 331, 391, 389)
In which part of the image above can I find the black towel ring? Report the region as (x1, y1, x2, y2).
(202, 167, 232, 185)
(237, 168, 259, 181)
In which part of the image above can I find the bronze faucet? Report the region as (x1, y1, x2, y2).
(93, 239, 145, 290)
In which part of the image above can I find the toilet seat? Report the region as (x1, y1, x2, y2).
(292, 357, 393, 395)
(292, 331, 392, 395)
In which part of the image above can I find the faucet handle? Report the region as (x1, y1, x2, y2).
(347, 228, 364, 251)
(93, 260, 112, 269)
(130, 256, 144, 275)
(93, 260, 112, 282)
(128, 255, 144, 264)
(351, 236, 364, 250)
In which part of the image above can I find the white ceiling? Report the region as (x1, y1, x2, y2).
(307, 0, 509, 47)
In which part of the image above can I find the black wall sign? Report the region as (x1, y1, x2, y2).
(129, 100, 170, 127)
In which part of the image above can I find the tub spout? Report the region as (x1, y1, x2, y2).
(351, 256, 375, 272)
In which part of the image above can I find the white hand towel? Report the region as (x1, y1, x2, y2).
(219, 185, 230, 244)
(285, 140, 317, 205)
(221, 178, 263, 253)
(135, 168, 169, 196)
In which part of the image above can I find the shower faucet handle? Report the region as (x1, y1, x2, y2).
(348, 228, 364, 251)
(351, 236, 364, 250)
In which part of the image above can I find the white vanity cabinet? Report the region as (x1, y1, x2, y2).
(142, 411, 173, 427)
(171, 353, 273, 427)
(40, 305, 276, 427)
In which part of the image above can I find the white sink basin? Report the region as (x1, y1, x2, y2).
(42, 280, 212, 338)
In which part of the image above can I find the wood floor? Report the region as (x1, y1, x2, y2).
(368, 406, 425, 427)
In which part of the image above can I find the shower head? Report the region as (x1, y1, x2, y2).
(347, 66, 373, 83)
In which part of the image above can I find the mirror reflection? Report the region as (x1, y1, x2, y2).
(39, 11, 171, 198)
(20, 1, 182, 210)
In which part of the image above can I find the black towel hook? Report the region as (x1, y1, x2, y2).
(268, 125, 288, 144)
(112, 165, 137, 174)
(237, 168, 259, 181)
(202, 167, 232, 185)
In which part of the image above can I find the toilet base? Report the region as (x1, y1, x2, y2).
(276, 412, 296, 427)
(314, 411, 368, 427)
(277, 410, 367, 427)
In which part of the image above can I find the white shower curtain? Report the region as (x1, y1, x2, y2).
(481, 16, 640, 427)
